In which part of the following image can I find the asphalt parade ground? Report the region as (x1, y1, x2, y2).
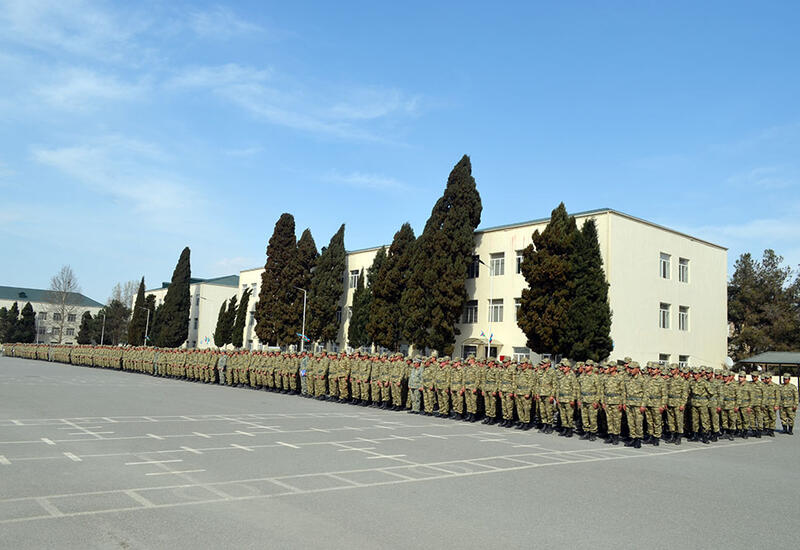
(1, 356, 797, 549)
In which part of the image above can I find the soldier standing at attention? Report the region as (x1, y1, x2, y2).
(407, 358, 424, 413)
(735, 372, 752, 437)
(513, 358, 535, 430)
(623, 362, 646, 448)
(602, 362, 626, 445)
(498, 359, 517, 427)
(643, 363, 667, 445)
(578, 360, 601, 441)
(556, 359, 579, 437)
(339, 352, 352, 402)
(390, 353, 405, 411)
(463, 355, 481, 421)
(538, 359, 557, 433)
(481, 358, 500, 425)
(707, 368, 722, 441)
(748, 372, 764, 438)
(761, 372, 779, 436)
(689, 369, 712, 443)
(449, 357, 466, 419)
(434, 356, 452, 417)
(778, 373, 798, 434)
(421, 356, 437, 415)
(719, 371, 738, 440)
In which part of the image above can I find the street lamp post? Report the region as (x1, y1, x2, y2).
(294, 287, 308, 353)
(100, 313, 106, 345)
(478, 258, 494, 359)
(137, 306, 151, 346)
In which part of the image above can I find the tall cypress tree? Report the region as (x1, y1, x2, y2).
(401, 155, 482, 354)
(143, 294, 157, 345)
(307, 224, 346, 345)
(155, 247, 191, 348)
(77, 311, 94, 344)
(3, 302, 19, 343)
(0, 307, 9, 343)
(213, 301, 228, 347)
(231, 289, 251, 349)
(213, 295, 237, 347)
(368, 224, 415, 350)
(127, 277, 147, 345)
(564, 219, 613, 361)
(255, 214, 298, 347)
(16, 302, 36, 343)
(517, 203, 579, 356)
(294, 229, 319, 343)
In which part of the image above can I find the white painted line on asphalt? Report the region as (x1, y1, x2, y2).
(145, 469, 206, 476)
(276, 441, 300, 449)
(180, 416, 194, 421)
(231, 444, 254, 452)
(35, 498, 63, 517)
(390, 435, 415, 441)
(125, 490, 155, 508)
(193, 432, 211, 438)
(327, 474, 362, 486)
(125, 459, 183, 466)
(142, 417, 157, 422)
(63, 452, 82, 462)
(180, 446, 203, 455)
(479, 439, 507, 443)
(102, 417, 117, 423)
(379, 469, 415, 480)
(11, 420, 22, 425)
(356, 437, 380, 444)
(422, 433, 447, 439)
(235, 430, 254, 437)
(337, 447, 376, 452)
(365, 454, 407, 460)
(147, 433, 164, 440)
(310, 428, 331, 433)
(41, 438, 56, 445)
(0, 455, 10, 465)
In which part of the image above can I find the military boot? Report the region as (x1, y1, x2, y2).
(674, 434, 682, 445)
(768, 429, 775, 437)
(710, 432, 718, 442)
(633, 438, 641, 449)
(564, 428, 573, 438)
(588, 433, 596, 441)
(789, 425, 794, 435)
(701, 432, 709, 444)
(652, 438, 659, 446)
(754, 429, 761, 439)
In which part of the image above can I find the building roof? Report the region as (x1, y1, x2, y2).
(736, 351, 800, 366)
(152, 274, 240, 292)
(0, 285, 104, 308)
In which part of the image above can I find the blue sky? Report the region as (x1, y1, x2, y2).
(1, 1, 798, 302)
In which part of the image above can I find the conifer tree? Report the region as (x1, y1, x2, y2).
(155, 247, 191, 347)
(517, 203, 579, 356)
(213, 301, 228, 347)
(77, 311, 94, 344)
(255, 214, 299, 347)
(293, 229, 319, 343)
(564, 219, 613, 361)
(368, 225, 415, 350)
(127, 277, 147, 345)
(401, 155, 482, 354)
(0, 307, 9, 343)
(17, 302, 36, 343)
(308, 224, 346, 344)
(143, 295, 156, 345)
(231, 289, 251, 348)
(3, 302, 19, 343)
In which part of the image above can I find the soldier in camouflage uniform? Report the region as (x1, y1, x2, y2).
(735, 371, 753, 437)
(602, 362, 626, 445)
(390, 354, 406, 410)
(421, 356, 437, 415)
(498, 359, 516, 427)
(643, 363, 667, 445)
(339, 352, 352, 402)
(463, 355, 481, 421)
(513, 358, 535, 430)
(719, 371, 738, 440)
(578, 360, 602, 441)
(407, 358, 424, 413)
(623, 362, 645, 447)
(779, 373, 798, 434)
(481, 358, 500, 425)
(748, 372, 763, 438)
(688, 368, 712, 443)
(556, 359, 579, 436)
(760, 372, 779, 436)
(434, 357, 451, 417)
(449, 357, 465, 419)
(537, 359, 557, 433)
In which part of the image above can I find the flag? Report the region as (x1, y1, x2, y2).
(489, 333, 493, 344)
(296, 332, 310, 342)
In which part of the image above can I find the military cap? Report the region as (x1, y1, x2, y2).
(629, 361, 640, 369)
(605, 360, 617, 368)
(750, 371, 760, 378)
(542, 357, 552, 364)
(782, 373, 791, 379)
(452, 356, 461, 362)
(652, 363, 662, 371)
(761, 372, 771, 378)
(442, 355, 451, 361)
(737, 371, 747, 377)
(585, 359, 595, 366)
(560, 358, 571, 367)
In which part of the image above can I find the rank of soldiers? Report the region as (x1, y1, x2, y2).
(4, 343, 798, 443)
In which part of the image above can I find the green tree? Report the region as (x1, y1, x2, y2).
(231, 289, 252, 349)
(17, 302, 37, 343)
(308, 224, 346, 345)
(127, 277, 147, 345)
(77, 311, 94, 344)
(155, 247, 191, 348)
(2, 302, 20, 343)
(0, 307, 9, 343)
(728, 249, 799, 360)
(564, 219, 613, 361)
(368, 224, 416, 350)
(213, 300, 228, 347)
(293, 228, 319, 344)
(517, 202, 579, 356)
(94, 300, 132, 345)
(255, 214, 299, 347)
(401, 155, 482, 354)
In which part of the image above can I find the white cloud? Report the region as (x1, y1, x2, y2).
(35, 67, 148, 111)
(188, 5, 263, 38)
(325, 171, 410, 192)
(726, 166, 797, 191)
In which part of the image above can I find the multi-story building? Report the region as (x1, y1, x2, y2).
(231, 208, 728, 367)
(142, 275, 239, 348)
(0, 285, 103, 344)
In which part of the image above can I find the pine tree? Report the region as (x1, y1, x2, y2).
(564, 219, 613, 361)
(213, 301, 228, 347)
(155, 247, 191, 348)
(368, 224, 415, 350)
(77, 311, 94, 344)
(294, 228, 319, 343)
(3, 302, 19, 343)
(221, 295, 238, 346)
(308, 224, 346, 345)
(517, 202, 579, 356)
(17, 302, 36, 343)
(255, 214, 299, 347)
(0, 307, 9, 343)
(231, 289, 251, 349)
(143, 294, 156, 345)
(127, 277, 147, 345)
(93, 300, 132, 345)
(401, 155, 482, 354)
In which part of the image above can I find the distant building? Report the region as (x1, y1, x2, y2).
(0, 285, 103, 345)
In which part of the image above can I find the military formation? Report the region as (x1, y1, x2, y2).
(3, 343, 798, 443)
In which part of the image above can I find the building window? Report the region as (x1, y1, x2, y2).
(51, 327, 59, 334)
(250, 282, 257, 288)
(678, 306, 689, 331)
(679, 258, 689, 283)
(241, 284, 247, 290)
(39, 312, 47, 321)
(193, 318, 198, 330)
(349, 270, 359, 289)
(347, 306, 353, 321)
(678, 355, 689, 368)
(490, 253, 505, 276)
(65, 328, 74, 336)
(513, 346, 531, 362)
(658, 353, 670, 367)
(249, 312, 255, 327)
(462, 345, 478, 358)
(660, 253, 671, 279)
(336, 307, 342, 324)
(53, 313, 62, 321)
(514, 298, 521, 321)
(460, 300, 478, 324)
(516, 250, 524, 274)
(466, 255, 480, 279)
(489, 299, 503, 323)
(38, 327, 46, 335)
(67, 313, 76, 322)
(659, 303, 670, 329)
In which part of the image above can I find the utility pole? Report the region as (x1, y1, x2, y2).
(294, 287, 308, 353)
(100, 313, 106, 345)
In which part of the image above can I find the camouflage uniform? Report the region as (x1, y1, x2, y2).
(578, 361, 602, 440)
(602, 363, 626, 445)
(778, 373, 798, 434)
(434, 358, 452, 416)
(643, 364, 667, 444)
(513, 360, 535, 429)
(449, 359, 465, 419)
(421, 358, 437, 415)
(481, 360, 500, 424)
(623, 363, 646, 447)
(407, 359, 424, 413)
(761, 373, 779, 436)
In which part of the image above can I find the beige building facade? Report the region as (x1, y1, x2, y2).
(230, 208, 728, 368)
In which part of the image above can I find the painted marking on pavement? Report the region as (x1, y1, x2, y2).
(125, 490, 155, 508)
(235, 430, 254, 437)
(41, 438, 56, 445)
(145, 469, 206, 476)
(147, 433, 164, 440)
(231, 444, 254, 452)
(193, 432, 211, 438)
(35, 498, 63, 517)
(125, 459, 183, 466)
(366, 454, 407, 460)
(276, 441, 300, 449)
(180, 446, 203, 455)
(63, 452, 82, 462)
(0, 455, 10, 465)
